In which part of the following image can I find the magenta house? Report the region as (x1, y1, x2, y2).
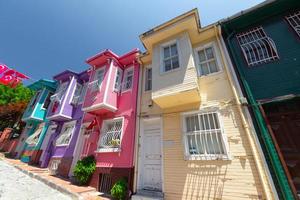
(39, 70, 89, 177)
(80, 49, 140, 193)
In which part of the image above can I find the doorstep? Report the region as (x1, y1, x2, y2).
(0, 153, 104, 200)
(131, 190, 164, 200)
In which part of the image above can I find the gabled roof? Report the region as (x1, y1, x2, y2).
(28, 79, 57, 91)
(86, 48, 140, 67)
(53, 69, 79, 81)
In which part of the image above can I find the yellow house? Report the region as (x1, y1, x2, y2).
(133, 9, 277, 200)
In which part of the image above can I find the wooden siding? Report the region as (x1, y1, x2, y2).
(162, 104, 265, 200)
(151, 32, 199, 100)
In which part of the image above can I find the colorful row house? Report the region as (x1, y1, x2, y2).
(133, 9, 277, 200)
(16, 79, 57, 164)
(5, 1, 300, 199)
(80, 49, 140, 193)
(221, 0, 300, 198)
(38, 70, 89, 177)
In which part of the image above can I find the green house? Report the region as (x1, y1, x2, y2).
(221, 0, 300, 199)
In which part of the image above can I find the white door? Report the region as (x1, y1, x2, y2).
(140, 118, 162, 191)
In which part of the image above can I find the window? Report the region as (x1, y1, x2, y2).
(89, 67, 105, 92)
(183, 110, 228, 160)
(55, 121, 76, 146)
(51, 82, 68, 102)
(25, 123, 45, 146)
(29, 91, 41, 108)
(71, 83, 83, 105)
(162, 42, 179, 72)
(114, 68, 123, 92)
(78, 83, 88, 104)
(122, 68, 133, 91)
(145, 68, 152, 91)
(236, 26, 279, 66)
(42, 92, 54, 109)
(97, 118, 123, 150)
(197, 45, 220, 76)
(286, 11, 300, 38)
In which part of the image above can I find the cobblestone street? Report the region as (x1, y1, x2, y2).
(0, 160, 71, 200)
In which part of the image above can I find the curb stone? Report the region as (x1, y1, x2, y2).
(1, 158, 83, 200)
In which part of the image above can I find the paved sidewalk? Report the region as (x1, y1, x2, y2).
(0, 154, 105, 200)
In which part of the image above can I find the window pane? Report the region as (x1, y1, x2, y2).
(164, 59, 172, 72)
(198, 50, 206, 62)
(200, 63, 209, 75)
(163, 47, 170, 59)
(187, 134, 204, 155)
(205, 47, 214, 59)
(208, 61, 218, 73)
(171, 56, 179, 69)
(170, 44, 178, 56)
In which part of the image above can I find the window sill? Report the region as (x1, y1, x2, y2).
(159, 67, 181, 76)
(184, 154, 230, 161)
(198, 70, 223, 79)
(95, 147, 121, 153)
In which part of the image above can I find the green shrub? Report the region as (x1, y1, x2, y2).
(110, 178, 128, 200)
(73, 155, 96, 185)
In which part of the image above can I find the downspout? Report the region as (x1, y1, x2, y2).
(215, 25, 277, 200)
(221, 25, 295, 200)
(132, 57, 144, 194)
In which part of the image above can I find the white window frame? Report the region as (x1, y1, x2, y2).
(29, 90, 41, 108)
(285, 11, 300, 38)
(51, 81, 69, 103)
(194, 42, 222, 77)
(236, 26, 279, 66)
(114, 67, 123, 92)
(78, 82, 88, 104)
(144, 67, 152, 92)
(89, 66, 105, 93)
(25, 123, 45, 146)
(160, 39, 181, 74)
(71, 82, 83, 105)
(42, 91, 54, 110)
(96, 117, 124, 152)
(181, 108, 230, 160)
(122, 67, 134, 92)
(55, 120, 76, 146)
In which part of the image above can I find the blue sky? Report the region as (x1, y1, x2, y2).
(0, 0, 264, 84)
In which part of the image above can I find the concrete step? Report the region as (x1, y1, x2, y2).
(131, 190, 164, 200)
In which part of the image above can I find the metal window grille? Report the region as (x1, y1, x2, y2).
(236, 26, 279, 66)
(25, 123, 45, 146)
(123, 69, 133, 90)
(163, 43, 179, 72)
(51, 82, 68, 102)
(197, 46, 219, 76)
(286, 11, 300, 38)
(99, 173, 113, 194)
(98, 119, 123, 149)
(55, 123, 75, 146)
(145, 68, 152, 91)
(184, 111, 227, 159)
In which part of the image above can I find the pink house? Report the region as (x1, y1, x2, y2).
(81, 49, 140, 193)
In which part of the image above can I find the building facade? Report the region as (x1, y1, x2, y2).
(221, 0, 300, 198)
(133, 9, 276, 200)
(17, 79, 57, 164)
(38, 70, 89, 177)
(80, 49, 140, 193)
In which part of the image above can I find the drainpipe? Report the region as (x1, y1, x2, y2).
(132, 56, 144, 194)
(221, 25, 295, 200)
(215, 25, 277, 200)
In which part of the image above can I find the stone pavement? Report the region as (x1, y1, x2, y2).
(0, 153, 108, 200)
